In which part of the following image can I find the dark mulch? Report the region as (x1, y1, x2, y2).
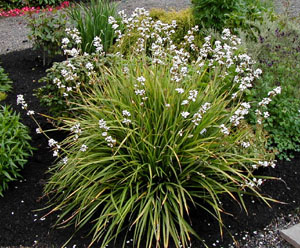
(0, 48, 300, 248)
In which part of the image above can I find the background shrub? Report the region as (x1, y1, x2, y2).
(191, 0, 272, 33)
(0, 105, 33, 197)
(27, 9, 68, 65)
(242, 15, 300, 159)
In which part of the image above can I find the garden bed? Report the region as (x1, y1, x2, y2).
(1, 1, 300, 248)
(0, 47, 299, 248)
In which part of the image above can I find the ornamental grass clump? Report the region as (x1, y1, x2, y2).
(67, 0, 121, 54)
(41, 9, 281, 248)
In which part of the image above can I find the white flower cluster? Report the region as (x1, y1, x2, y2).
(134, 76, 147, 105)
(220, 124, 230, 135)
(241, 141, 251, 148)
(122, 110, 132, 124)
(48, 138, 61, 157)
(192, 102, 211, 126)
(93, 36, 104, 55)
(17, 94, 35, 116)
(70, 123, 82, 141)
(230, 102, 251, 126)
(246, 178, 264, 188)
(256, 86, 282, 124)
(62, 28, 82, 57)
(99, 119, 116, 147)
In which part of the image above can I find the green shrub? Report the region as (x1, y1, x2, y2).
(241, 15, 300, 159)
(36, 53, 110, 117)
(43, 12, 277, 248)
(0, 105, 33, 197)
(0, 65, 12, 101)
(27, 9, 68, 65)
(0, 0, 64, 10)
(67, 0, 121, 54)
(191, 0, 272, 33)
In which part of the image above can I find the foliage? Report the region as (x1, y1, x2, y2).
(0, 0, 64, 10)
(0, 65, 12, 93)
(27, 9, 68, 65)
(36, 53, 110, 117)
(191, 0, 272, 33)
(149, 8, 196, 45)
(242, 15, 300, 160)
(0, 105, 33, 197)
(43, 10, 276, 248)
(67, 0, 121, 54)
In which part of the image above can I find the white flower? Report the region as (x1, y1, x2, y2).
(263, 112, 270, 118)
(175, 88, 184, 94)
(99, 119, 109, 130)
(62, 38, 70, 45)
(122, 118, 132, 124)
(48, 139, 58, 148)
(135, 89, 145, 96)
(220, 124, 230, 135)
(137, 76, 146, 82)
(165, 103, 170, 107)
(200, 128, 207, 135)
(178, 129, 183, 136)
(80, 144, 88, 152)
(122, 110, 131, 117)
(112, 24, 119, 30)
(241, 142, 250, 148)
(53, 150, 59, 157)
(36, 128, 42, 134)
(188, 90, 198, 102)
(181, 111, 190, 118)
(62, 157, 68, 165)
(181, 100, 189, 105)
(102, 132, 108, 137)
(85, 62, 94, 71)
(27, 110, 35, 115)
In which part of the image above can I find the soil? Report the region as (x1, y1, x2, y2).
(1, 2, 300, 248)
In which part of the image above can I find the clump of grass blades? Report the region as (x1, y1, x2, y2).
(68, 0, 120, 54)
(44, 51, 275, 247)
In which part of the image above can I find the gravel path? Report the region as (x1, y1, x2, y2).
(0, 1, 300, 247)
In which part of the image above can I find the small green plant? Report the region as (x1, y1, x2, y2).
(0, 65, 12, 101)
(67, 0, 121, 54)
(36, 53, 109, 117)
(27, 9, 68, 65)
(0, 105, 33, 197)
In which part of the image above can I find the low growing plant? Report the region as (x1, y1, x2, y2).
(0, 65, 12, 101)
(0, 105, 33, 197)
(35, 9, 280, 248)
